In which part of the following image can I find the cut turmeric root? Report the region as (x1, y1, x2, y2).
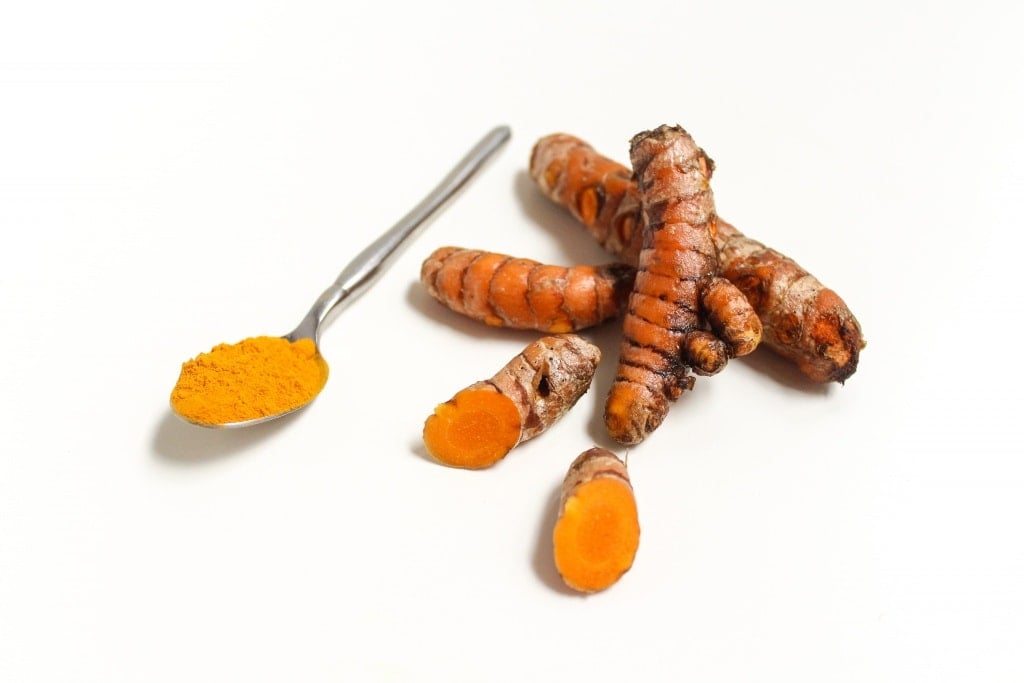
(530, 132, 865, 384)
(553, 447, 640, 593)
(421, 246, 634, 333)
(423, 334, 601, 469)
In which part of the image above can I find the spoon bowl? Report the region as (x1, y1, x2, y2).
(171, 125, 511, 428)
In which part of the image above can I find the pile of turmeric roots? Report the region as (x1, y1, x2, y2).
(419, 125, 865, 593)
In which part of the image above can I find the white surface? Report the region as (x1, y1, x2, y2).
(2, 1, 1022, 681)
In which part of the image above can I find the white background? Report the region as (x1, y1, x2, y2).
(2, 1, 1021, 681)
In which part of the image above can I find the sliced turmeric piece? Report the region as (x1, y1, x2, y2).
(605, 124, 761, 445)
(422, 386, 522, 469)
(530, 132, 865, 384)
(421, 246, 634, 333)
(423, 334, 601, 469)
(553, 447, 640, 593)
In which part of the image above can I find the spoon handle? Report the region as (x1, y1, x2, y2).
(289, 125, 511, 342)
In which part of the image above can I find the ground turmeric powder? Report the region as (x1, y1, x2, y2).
(422, 334, 600, 469)
(170, 336, 328, 426)
(530, 132, 865, 384)
(421, 246, 634, 333)
(605, 125, 761, 445)
(553, 447, 640, 593)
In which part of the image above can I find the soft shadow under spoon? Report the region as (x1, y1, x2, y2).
(171, 125, 511, 428)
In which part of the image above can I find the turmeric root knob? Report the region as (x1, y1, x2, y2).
(423, 335, 601, 469)
(606, 124, 745, 445)
(553, 447, 640, 593)
(529, 132, 864, 384)
(716, 219, 865, 383)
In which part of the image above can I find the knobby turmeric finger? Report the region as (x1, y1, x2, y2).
(530, 132, 865, 384)
(553, 447, 640, 593)
(421, 246, 634, 333)
(529, 133, 643, 267)
(715, 219, 863, 383)
(423, 334, 601, 469)
(605, 125, 760, 445)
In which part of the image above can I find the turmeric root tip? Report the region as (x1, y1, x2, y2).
(423, 385, 522, 469)
(553, 447, 640, 593)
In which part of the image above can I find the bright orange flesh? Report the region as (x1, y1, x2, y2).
(422, 388, 522, 469)
(553, 477, 640, 592)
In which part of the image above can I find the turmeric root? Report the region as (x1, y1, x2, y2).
(421, 246, 634, 333)
(713, 220, 864, 382)
(423, 334, 600, 469)
(530, 132, 865, 384)
(529, 133, 643, 267)
(553, 447, 640, 593)
(605, 125, 762, 445)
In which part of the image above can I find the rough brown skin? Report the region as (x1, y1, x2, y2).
(553, 447, 640, 593)
(605, 125, 761, 445)
(421, 246, 635, 333)
(530, 132, 865, 384)
(715, 221, 863, 382)
(422, 334, 601, 469)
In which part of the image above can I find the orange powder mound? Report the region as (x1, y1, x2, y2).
(170, 336, 328, 426)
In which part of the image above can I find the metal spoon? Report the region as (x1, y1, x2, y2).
(172, 124, 511, 428)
